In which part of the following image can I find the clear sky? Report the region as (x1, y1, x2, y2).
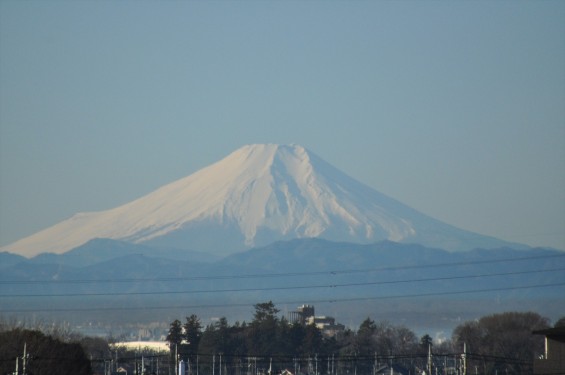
(1, 1, 564, 250)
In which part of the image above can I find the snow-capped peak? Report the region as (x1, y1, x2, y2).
(2, 144, 519, 257)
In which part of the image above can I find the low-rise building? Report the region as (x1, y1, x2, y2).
(533, 326, 565, 375)
(288, 304, 316, 325)
(288, 304, 345, 337)
(305, 315, 345, 337)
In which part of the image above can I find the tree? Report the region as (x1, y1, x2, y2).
(79, 336, 111, 374)
(0, 328, 90, 375)
(300, 323, 323, 355)
(452, 320, 482, 354)
(166, 319, 183, 349)
(420, 334, 433, 352)
(247, 301, 281, 357)
(276, 317, 294, 356)
(166, 318, 184, 370)
(79, 335, 110, 359)
(452, 311, 549, 374)
(195, 323, 217, 375)
(183, 314, 203, 357)
(252, 301, 280, 324)
(369, 320, 418, 356)
(215, 317, 231, 354)
(355, 318, 376, 356)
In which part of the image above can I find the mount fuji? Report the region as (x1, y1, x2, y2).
(2, 144, 524, 258)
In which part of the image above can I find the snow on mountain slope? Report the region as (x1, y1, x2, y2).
(2, 144, 524, 257)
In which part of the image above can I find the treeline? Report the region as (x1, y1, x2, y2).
(0, 305, 562, 375)
(165, 302, 558, 375)
(0, 325, 93, 375)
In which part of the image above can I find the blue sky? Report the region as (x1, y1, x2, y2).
(1, 1, 564, 250)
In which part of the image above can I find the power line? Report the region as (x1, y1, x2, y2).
(1, 252, 563, 285)
(2, 266, 563, 298)
(2, 282, 563, 313)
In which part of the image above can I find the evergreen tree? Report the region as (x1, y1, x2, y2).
(166, 319, 183, 348)
(420, 334, 433, 352)
(215, 317, 231, 354)
(287, 321, 307, 357)
(252, 301, 280, 323)
(353, 318, 377, 374)
(248, 301, 279, 355)
(183, 314, 203, 357)
(355, 317, 376, 356)
(195, 323, 217, 375)
(166, 318, 184, 367)
(300, 323, 323, 355)
(277, 318, 298, 357)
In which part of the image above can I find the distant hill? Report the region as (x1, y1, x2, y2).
(0, 252, 27, 268)
(1, 238, 563, 329)
(29, 238, 219, 267)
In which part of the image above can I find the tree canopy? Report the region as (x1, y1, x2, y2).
(0, 328, 90, 375)
(452, 311, 549, 374)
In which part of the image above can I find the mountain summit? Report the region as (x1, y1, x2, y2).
(3, 144, 521, 257)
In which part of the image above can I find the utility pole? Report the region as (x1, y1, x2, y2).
(22, 343, 27, 375)
(427, 344, 432, 375)
(461, 343, 466, 375)
(176, 344, 179, 375)
(443, 355, 446, 375)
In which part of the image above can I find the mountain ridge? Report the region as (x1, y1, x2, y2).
(1, 238, 563, 329)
